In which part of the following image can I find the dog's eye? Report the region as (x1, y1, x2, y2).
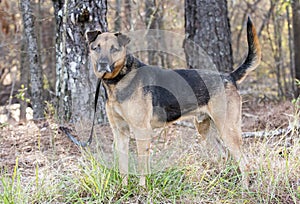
(110, 46, 120, 53)
(91, 44, 101, 51)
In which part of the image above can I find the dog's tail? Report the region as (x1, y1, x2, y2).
(230, 17, 261, 84)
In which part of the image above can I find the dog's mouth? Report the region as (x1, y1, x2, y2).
(95, 57, 125, 79)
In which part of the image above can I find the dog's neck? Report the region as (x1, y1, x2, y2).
(103, 54, 146, 85)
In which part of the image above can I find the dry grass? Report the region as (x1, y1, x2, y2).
(0, 101, 299, 203)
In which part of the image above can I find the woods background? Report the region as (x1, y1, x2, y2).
(1, 1, 300, 203)
(0, 0, 299, 122)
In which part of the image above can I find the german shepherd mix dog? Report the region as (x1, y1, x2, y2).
(85, 17, 261, 187)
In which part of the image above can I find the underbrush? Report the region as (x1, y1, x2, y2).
(1, 99, 299, 203)
(1, 130, 299, 203)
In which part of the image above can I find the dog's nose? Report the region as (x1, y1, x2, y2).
(105, 66, 112, 72)
(98, 59, 112, 73)
(99, 62, 109, 68)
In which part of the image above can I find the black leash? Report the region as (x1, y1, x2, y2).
(60, 78, 102, 147)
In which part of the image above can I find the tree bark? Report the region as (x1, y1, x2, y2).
(145, 0, 160, 65)
(272, 12, 284, 97)
(183, 0, 233, 72)
(292, 0, 300, 97)
(19, 38, 29, 121)
(286, 5, 296, 96)
(114, 0, 122, 31)
(144, 0, 169, 67)
(124, 0, 133, 31)
(20, 0, 44, 120)
(52, 0, 108, 123)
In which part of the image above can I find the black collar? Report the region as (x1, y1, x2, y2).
(102, 54, 138, 85)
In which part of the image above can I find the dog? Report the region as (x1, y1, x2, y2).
(85, 17, 261, 187)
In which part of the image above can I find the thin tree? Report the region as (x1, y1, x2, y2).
(124, 0, 133, 31)
(52, 0, 108, 122)
(184, 0, 233, 72)
(145, 0, 161, 65)
(114, 0, 122, 31)
(292, 0, 300, 97)
(286, 5, 295, 96)
(19, 37, 29, 121)
(144, 0, 170, 67)
(20, 0, 44, 120)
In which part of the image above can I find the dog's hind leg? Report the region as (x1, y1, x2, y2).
(195, 115, 228, 161)
(209, 93, 249, 188)
(194, 115, 210, 141)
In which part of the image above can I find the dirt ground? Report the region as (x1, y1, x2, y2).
(0, 100, 295, 178)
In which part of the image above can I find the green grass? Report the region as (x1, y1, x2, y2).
(1, 137, 299, 203)
(1, 105, 300, 203)
(1, 158, 25, 204)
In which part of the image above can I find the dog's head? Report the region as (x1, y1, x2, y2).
(86, 31, 130, 79)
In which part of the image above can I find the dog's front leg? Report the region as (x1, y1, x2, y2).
(132, 128, 152, 186)
(106, 104, 130, 185)
(114, 128, 130, 185)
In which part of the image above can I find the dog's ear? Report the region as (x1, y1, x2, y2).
(86, 30, 101, 44)
(114, 32, 130, 46)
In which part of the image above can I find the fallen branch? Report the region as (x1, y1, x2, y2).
(242, 128, 292, 138)
(174, 121, 296, 138)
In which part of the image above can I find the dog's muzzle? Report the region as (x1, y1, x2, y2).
(97, 60, 112, 73)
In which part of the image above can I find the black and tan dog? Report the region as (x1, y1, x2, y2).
(86, 17, 261, 186)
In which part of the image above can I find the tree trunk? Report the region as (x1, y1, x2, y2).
(124, 0, 133, 31)
(183, 0, 233, 72)
(144, 0, 169, 67)
(286, 5, 296, 96)
(292, 0, 300, 97)
(20, 0, 44, 120)
(19, 38, 29, 121)
(52, 0, 108, 123)
(145, 0, 160, 65)
(114, 0, 122, 31)
(272, 12, 284, 97)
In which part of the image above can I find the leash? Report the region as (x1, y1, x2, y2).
(60, 78, 102, 147)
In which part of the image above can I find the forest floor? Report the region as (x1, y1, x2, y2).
(0, 98, 299, 203)
(0, 99, 294, 174)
